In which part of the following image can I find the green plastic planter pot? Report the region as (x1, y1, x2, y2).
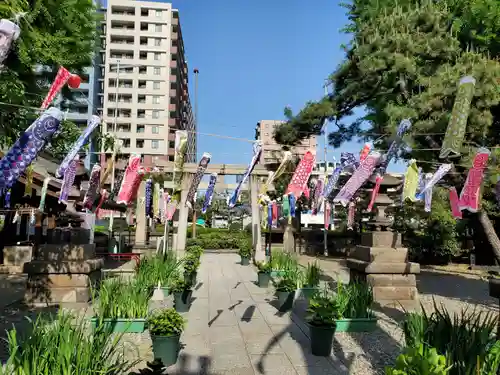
(90, 318, 146, 333)
(257, 272, 271, 287)
(240, 256, 250, 265)
(301, 287, 319, 300)
(151, 334, 181, 367)
(270, 270, 286, 278)
(309, 323, 336, 356)
(334, 318, 378, 332)
(276, 291, 295, 312)
(184, 272, 197, 286)
(161, 287, 169, 298)
(174, 290, 193, 312)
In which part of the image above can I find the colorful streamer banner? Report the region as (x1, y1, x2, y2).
(367, 119, 412, 211)
(324, 201, 331, 230)
(24, 165, 33, 196)
(41, 67, 72, 109)
(0, 107, 63, 192)
(0, 19, 20, 67)
(289, 193, 296, 218)
(347, 202, 355, 230)
(322, 152, 358, 199)
(416, 164, 453, 200)
(56, 115, 100, 178)
(186, 152, 211, 209)
(259, 151, 293, 198)
(312, 178, 324, 214)
(449, 187, 463, 219)
(38, 177, 51, 211)
(4, 189, 11, 208)
(228, 142, 262, 208)
(202, 173, 218, 214)
(109, 169, 125, 200)
(285, 151, 316, 199)
(83, 164, 101, 210)
(440, 76, 476, 159)
(116, 155, 142, 205)
(423, 173, 433, 212)
(59, 156, 79, 203)
(334, 152, 381, 206)
(360, 143, 372, 162)
(153, 182, 160, 218)
(145, 179, 153, 218)
(402, 160, 419, 202)
(458, 148, 489, 212)
(172, 130, 188, 203)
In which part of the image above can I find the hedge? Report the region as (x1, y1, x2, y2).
(186, 229, 250, 249)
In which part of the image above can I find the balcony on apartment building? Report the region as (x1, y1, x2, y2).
(107, 109, 132, 119)
(109, 20, 136, 35)
(109, 5, 136, 20)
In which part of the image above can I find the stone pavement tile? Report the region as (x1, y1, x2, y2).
(168, 351, 212, 374)
(251, 293, 274, 303)
(245, 283, 270, 296)
(295, 365, 347, 375)
(209, 352, 252, 372)
(239, 318, 273, 338)
(269, 324, 309, 344)
(209, 326, 244, 343)
(250, 353, 297, 375)
(279, 340, 333, 368)
(257, 304, 294, 326)
(339, 352, 382, 375)
(209, 309, 239, 326)
(332, 333, 364, 354)
(211, 339, 247, 356)
(229, 289, 252, 301)
(244, 334, 285, 354)
(232, 302, 264, 321)
(209, 367, 256, 375)
(184, 318, 210, 336)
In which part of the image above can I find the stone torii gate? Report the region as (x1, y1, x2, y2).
(133, 163, 271, 262)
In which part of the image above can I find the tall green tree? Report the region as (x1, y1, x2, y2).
(0, 0, 101, 154)
(274, 0, 500, 261)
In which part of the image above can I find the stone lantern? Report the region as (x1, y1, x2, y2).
(346, 173, 420, 310)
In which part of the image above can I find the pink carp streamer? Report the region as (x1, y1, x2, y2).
(324, 201, 331, 230)
(334, 152, 381, 207)
(116, 155, 142, 205)
(286, 151, 316, 199)
(458, 148, 489, 212)
(0, 19, 20, 67)
(449, 187, 463, 219)
(83, 164, 101, 210)
(59, 156, 79, 203)
(359, 143, 371, 162)
(41, 67, 72, 109)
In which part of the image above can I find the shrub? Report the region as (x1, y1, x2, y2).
(238, 238, 252, 258)
(147, 308, 186, 337)
(385, 345, 451, 375)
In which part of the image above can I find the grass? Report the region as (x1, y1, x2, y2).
(0, 310, 139, 374)
(135, 251, 184, 290)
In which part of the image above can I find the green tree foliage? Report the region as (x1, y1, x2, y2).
(273, 0, 500, 261)
(0, 0, 101, 154)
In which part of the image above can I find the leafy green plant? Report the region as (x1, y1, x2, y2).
(238, 238, 252, 258)
(333, 281, 373, 319)
(147, 308, 186, 337)
(402, 299, 500, 375)
(0, 310, 138, 374)
(271, 250, 298, 272)
(170, 276, 191, 293)
(304, 262, 322, 287)
(135, 252, 184, 289)
(186, 245, 204, 258)
(184, 252, 200, 274)
(306, 291, 340, 328)
(273, 276, 297, 292)
(93, 277, 150, 319)
(385, 344, 452, 375)
(257, 261, 272, 273)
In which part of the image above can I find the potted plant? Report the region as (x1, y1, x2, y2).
(301, 262, 321, 300)
(171, 276, 193, 313)
(306, 291, 339, 356)
(256, 262, 272, 287)
(334, 281, 377, 332)
(273, 276, 297, 312)
(183, 253, 200, 287)
(91, 278, 149, 333)
(147, 308, 186, 367)
(238, 238, 252, 265)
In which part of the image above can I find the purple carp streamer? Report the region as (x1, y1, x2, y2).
(323, 152, 358, 199)
(440, 76, 476, 159)
(0, 107, 63, 193)
(59, 156, 79, 203)
(56, 115, 100, 178)
(312, 178, 324, 214)
(0, 19, 20, 67)
(109, 169, 125, 200)
(83, 164, 101, 210)
(4, 189, 11, 209)
(186, 153, 212, 209)
(416, 164, 452, 200)
(229, 142, 262, 208)
(202, 173, 218, 214)
(145, 178, 153, 218)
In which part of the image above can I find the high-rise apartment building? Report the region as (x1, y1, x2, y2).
(97, 0, 195, 171)
(255, 120, 317, 165)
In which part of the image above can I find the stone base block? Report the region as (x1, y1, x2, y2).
(3, 246, 33, 267)
(23, 259, 104, 274)
(25, 286, 91, 306)
(361, 231, 402, 248)
(350, 245, 408, 263)
(347, 258, 420, 274)
(37, 244, 96, 262)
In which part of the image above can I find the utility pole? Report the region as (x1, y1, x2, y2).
(323, 82, 329, 257)
(191, 68, 199, 238)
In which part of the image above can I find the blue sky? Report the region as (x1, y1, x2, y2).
(170, 0, 391, 171)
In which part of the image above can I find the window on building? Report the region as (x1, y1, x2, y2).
(155, 24, 162, 32)
(152, 126, 159, 134)
(153, 67, 160, 75)
(153, 96, 160, 104)
(168, 155, 174, 162)
(152, 110, 160, 119)
(151, 140, 159, 149)
(154, 53, 161, 61)
(154, 38, 161, 46)
(136, 139, 144, 148)
(153, 82, 160, 90)
(169, 141, 175, 149)
(137, 125, 145, 133)
(155, 10, 162, 17)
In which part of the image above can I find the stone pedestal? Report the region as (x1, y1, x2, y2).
(347, 232, 420, 309)
(24, 243, 103, 306)
(1, 245, 33, 273)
